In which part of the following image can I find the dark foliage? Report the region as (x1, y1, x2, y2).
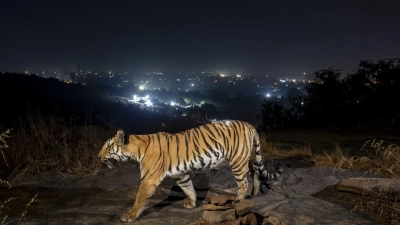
(258, 57, 400, 131)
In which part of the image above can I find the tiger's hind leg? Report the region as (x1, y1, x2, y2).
(249, 161, 261, 196)
(172, 174, 196, 209)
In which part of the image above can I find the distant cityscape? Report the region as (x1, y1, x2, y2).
(6, 66, 311, 99)
(0, 67, 311, 124)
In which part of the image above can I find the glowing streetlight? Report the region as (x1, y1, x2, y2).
(145, 100, 152, 107)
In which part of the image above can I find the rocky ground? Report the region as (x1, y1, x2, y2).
(1, 158, 396, 225)
(1, 128, 399, 225)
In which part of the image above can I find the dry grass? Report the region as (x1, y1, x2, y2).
(354, 140, 400, 224)
(353, 187, 400, 225)
(360, 139, 400, 179)
(260, 133, 400, 179)
(1, 196, 16, 225)
(260, 134, 314, 166)
(260, 132, 400, 224)
(311, 144, 374, 173)
(1, 130, 38, 225)
(311, 140, 400, 179)
(2, 109, 116, 183)
(17, 192, 38, 225)
(0, 129, 12, 171)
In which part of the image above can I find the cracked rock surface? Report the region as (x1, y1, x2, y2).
(1, 158, 388, 225)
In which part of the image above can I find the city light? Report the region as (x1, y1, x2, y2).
(15, 69, 311, 111)
(145, 100, 153, 107)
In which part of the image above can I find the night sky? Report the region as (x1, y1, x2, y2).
(1, 0, 399, 78)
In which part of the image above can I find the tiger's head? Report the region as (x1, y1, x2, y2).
(98, 129, 131, 168)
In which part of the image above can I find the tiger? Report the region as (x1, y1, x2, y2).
(98, 120, 282, 222)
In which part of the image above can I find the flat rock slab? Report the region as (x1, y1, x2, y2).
(337, 177, 400, 195)
(0, 161, 386, 224)
(255, 195, 374, 225)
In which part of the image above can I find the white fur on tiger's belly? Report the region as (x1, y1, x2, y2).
(166, 152, 223, 176)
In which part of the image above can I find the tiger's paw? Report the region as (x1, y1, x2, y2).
(183, 198, 196, 209)
(120, 213, 138, 222)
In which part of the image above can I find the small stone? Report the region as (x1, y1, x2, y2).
(263, 216, 286, 225)
(203, 209, 236, 223)
(210, 195, 236, 205)
(203, 204, 232, 211)
(234, 199, 255, 216)
(240, 213, 258, 225)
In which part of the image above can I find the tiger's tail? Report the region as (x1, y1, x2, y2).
(253, 132, 282, 185)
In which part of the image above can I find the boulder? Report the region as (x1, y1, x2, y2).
(234, 199, 255, 216)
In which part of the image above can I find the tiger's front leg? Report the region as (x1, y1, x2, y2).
(172, 174, 196, 209)
(120, 180, 157, 222)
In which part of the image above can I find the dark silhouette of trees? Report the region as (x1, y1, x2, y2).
(199, 103, 218, 119)
(353, 58, 400, 128)
(302, 68, 348, 128)
(258, 100, 291, 130)
(258, 57, 400, 131)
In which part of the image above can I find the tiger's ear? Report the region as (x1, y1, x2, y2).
(116, 129, 124, 145)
